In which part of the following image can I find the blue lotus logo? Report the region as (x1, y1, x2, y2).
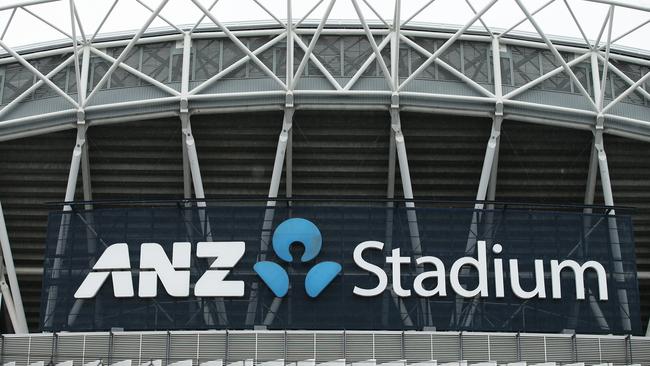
(254, 218, 341, 298)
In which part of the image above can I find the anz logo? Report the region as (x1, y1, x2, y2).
(254, 218, 341, 298)
(74, 218, 340, 299)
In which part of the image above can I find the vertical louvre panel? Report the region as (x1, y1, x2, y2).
(82, 334, 111, 365)
(88, 119, 183, 201)
(518, 335, 545, 364)
(292, 111, 389, 198)
(286, 332, 314, 362)
(256, 332, 284, 362)
(373, 333, 402, 363)
(227, 332, 256, 362)
(431, 333, 460, 363)
(0, 130, 76, 330)
(197, 332, 226, 364)
(3, 336, 30, 366)
(56, 334, 85, 366)
(111, 333, 142, 364)
(169, 333, 198, 365)
(599, 337, 627, 365)
(630, 337, 650, 366)
(314, 332, 344, 362)
(403, 333, 431, 362)
(487, 334, 517, 363)
(544, 335, 573, 364)
(344, 333, 373, 362)
(401, 114, 491, 200)
(192, 113, 282, 196)
(27, 334, 53, 365)
(461, 334, 489, 363)
(140, 333, 168, 363)
(576, 336, 601, 365)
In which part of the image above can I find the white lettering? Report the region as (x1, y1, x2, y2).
(74, 243, 133, 298)
(195, 241, 245, 297)
(551, 260, 608, 300)
(449, 240, 488, 297)
(387, 248, 411, 297)
(413, 256, 446, 297)
(352, 241, 388, 297)
(138, 242, 191, 297)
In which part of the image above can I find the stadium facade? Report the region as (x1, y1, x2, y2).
(0, 0, 650, 365)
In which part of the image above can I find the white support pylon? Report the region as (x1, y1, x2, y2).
(593, 115, 632, 332)
(0, 201, 28, 333)
(246, 105, 294, 327)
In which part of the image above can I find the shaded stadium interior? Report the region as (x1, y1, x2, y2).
(0, 111, 649, 331)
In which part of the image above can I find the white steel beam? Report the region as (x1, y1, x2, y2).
(593, 120, 632, 332)
(44, 121, 86, 329)
(513, 0, 598, 112)
(602, 69, 650, 114)
(0, 202, 28, 333)
(0, 0, 58, 11)
(598, 7, 615, 111)
(290, 0, 336, 91)
(286, 0, 293, 87)
(351, 0, 394, 91)
(246, 107, 294, 326)
(0, 39, 79, 108)
(90, 0, 119, 43)
(0, 54, 75, 120)
(398, 0, 498, 91)
(293, 35, 343, 91)
(190, 0, 287, 91)
(598, 53, 650, 102)
(89, 47, 180, 96)
(400, 35, 495, 98)
(190, 33, 286, 95)
(85, 0, 171, 107)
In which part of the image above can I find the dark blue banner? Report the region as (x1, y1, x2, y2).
(41, 204, 641, 334)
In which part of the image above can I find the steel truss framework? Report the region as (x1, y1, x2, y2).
(0, 0, 648, 335)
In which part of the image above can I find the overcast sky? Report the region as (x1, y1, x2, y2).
(0, 0, 648, 51)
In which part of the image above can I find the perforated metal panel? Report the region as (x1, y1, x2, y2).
(314, 332, 344, 362)
(402, 332, 431, 362)
(56, 334, 85, 366)
(518, 335, 546, 364)
(461, 334, 489, 363)
(487, 334, 517, 363)
(544, 335, 574, 364)
(344, 332, 374, 363)
(196, 332, 226, 364)
(140, 333, 168, 363)
(576, 336, 601, 365)
(82, 333, 111, 365)
(599, 336, 628, 365)
(111, 333, 142, 363)
(373, 333, 402, 363)
(169, 333, 199, 365)
(2, 335, 30, 366)
(286, 332, 314, 362)
(26, 334, 53, 365)
(227, 332, 256, 362)
(256, 332, 284, 362)
(431, 333, 460, 363)
(630, 336, 650, 366)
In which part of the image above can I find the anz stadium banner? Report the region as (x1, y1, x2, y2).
(40, 204, 642, 334)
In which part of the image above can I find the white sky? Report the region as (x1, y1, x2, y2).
(0, 0, 649, 52)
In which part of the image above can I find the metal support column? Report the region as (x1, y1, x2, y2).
(390, 98, 418, 327)
(246, 103, 295, 327)
(0, 202, 28, 333)
(44, 120, 87, 329)
(594, 117, 632, 332)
